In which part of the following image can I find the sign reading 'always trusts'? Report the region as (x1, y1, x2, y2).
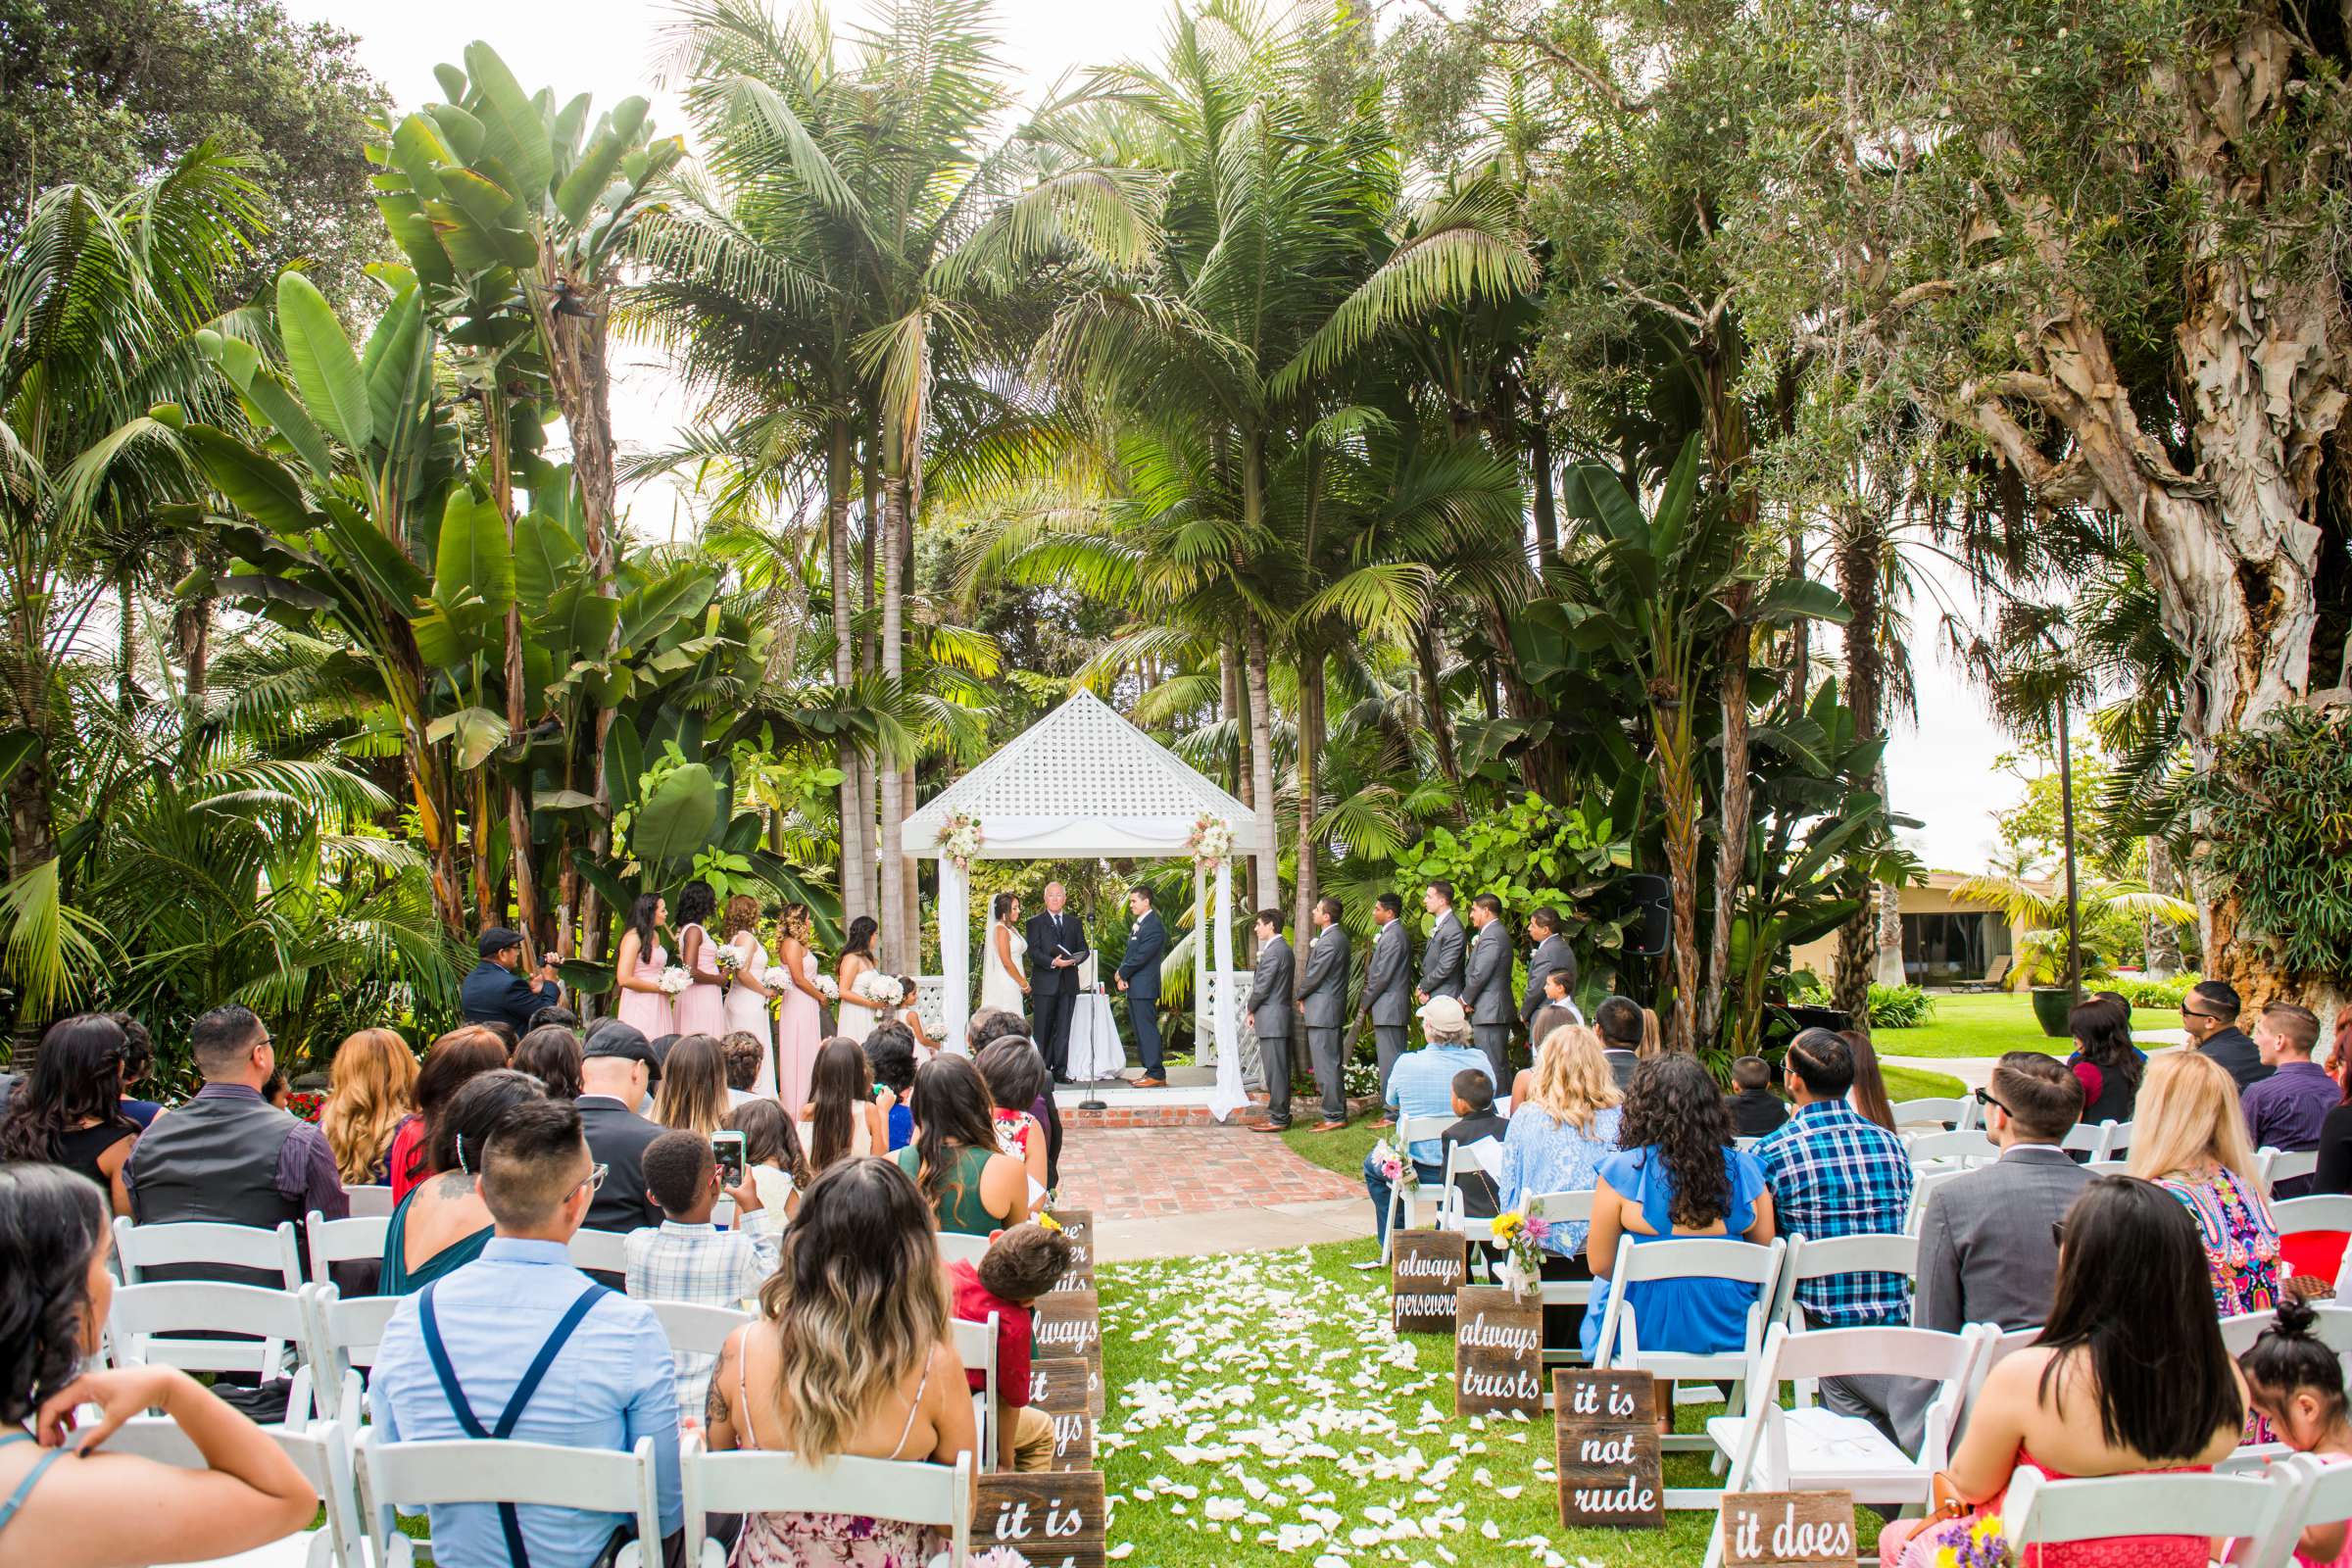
(1029, 1354, 1095, 1470)
(1390, 1230, 1467, 1333)
(973, 1470, 1106, 1568)
(1453, 1285, 1544, 1418)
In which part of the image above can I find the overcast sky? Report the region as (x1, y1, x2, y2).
(277, 0, 2024, 872)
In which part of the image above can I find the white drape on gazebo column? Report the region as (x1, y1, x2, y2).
(938, 855, 970, 1051)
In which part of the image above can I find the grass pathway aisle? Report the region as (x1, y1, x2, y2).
(1095, 1240, 1725, 1568)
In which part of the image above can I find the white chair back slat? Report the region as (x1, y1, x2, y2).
(107, 1280, 309, 1391)
(1774, 1232, 1920, 1333)
(645, 1299, 755, 1362)
(2220, 1304, 2352, 1360)
(564, 1227, 632, 1276)
(101, 1416, 358, 1568)
(937, 1232, 992, 1267)
(114, 1215, 303, 1290)
(2096, 1120, 2132, 1156)
(1593, 1237, 1785, 1382)
(2058, 1120, 2118, 1161)
(306, 1212, 390, 1280)
(300, 1284, 403, 1431)
(2001, 1466, 2290, 1554)
(1906, 1129, 1999, 1167)
(952, 1313, 1000, 1472)
(2252, 1454, 2352, 1568)
(1890, 1097, 1977, 1133)
(678, 1436, 972, 1568)
(2082, 1158, 2130, 1179)
(1905, 1167, 1970, 1235)
(343, 1186, 398, 1220)
(358, 1432, 662, 1568)
(2262, 1147, 2320, 1193)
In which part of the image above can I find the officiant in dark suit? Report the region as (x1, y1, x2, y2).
(1027, 881, 1090, 1081)
(1116, 886, 1169, 1087)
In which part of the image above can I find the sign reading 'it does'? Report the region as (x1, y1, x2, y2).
(1553, 1369, 1663, 1530)
(1720, 1492, 1857, 1568)
(973, 1469, 1106, 1568)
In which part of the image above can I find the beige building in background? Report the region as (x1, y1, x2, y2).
(1788, 870, 2044, 988)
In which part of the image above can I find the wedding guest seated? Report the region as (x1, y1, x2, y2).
(2186, 978, 2272, 1091)
(372, 1098, 683, 1563)
(1513, 970, 1583, 1102)
(107, 1011, 163, 1129)
(2129, 1048, 2281, 1314)
(723, 1099, 808, 1224)
(2299, 1004, 2352, 1285)
(2243, 1003, 2333, 1197)
(1876, 1177, 2247, 1568)
(527, 1004, 582, 1035)
(0, 1013, 139, 1215)
(125, 1004, 348, 1278)
(950, 1221, 1075, 1472)
(0, 1164, 316, 1564)
(319, 1027, 419, 1189)
(657, 1034, 730, 1138)
(866, 1028, 918, 1151)
(577, 1025, 666, 1239)
(624, 1130, 779, 1412)
(1442, 1069, 1508, 1223)
(2063, 996, 2142, 1142)
(1756, 1028, 1913, 1328)
(379, 1070, 544, 1296)
(1592, 995, 1644, 1092)
(802, 1038, 890, 1173)
(720, 1032, 766, 1109)
(1838, 1028, 1898, 1131)
(1498, 1028, 1621, 1345)
(2239, 1297, 2352, 1567)
(1725, 1055, 1788, 1138)
(976, 1037, 1052, 1206)
(387, 1026, 508, 1200)
(1365, 996, 1494, 1245)
(1581, 1054, 1775, 1363)
(893, 1054, 1027, 1237)
(514, 1023, 584, 1101)
(968, 1010, 1062, 1188)
(702, 1157, 978, 1561)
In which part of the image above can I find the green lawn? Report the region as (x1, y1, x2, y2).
(1869, 991, 2068, 1059)
(1098, 1237, 1886, 1566)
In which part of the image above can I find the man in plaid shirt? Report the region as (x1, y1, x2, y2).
(1755, 1029, 1914, 1328)
(623, 1130, 781, 1413)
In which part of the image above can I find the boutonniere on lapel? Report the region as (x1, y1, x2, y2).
(1130, 918, 1142, 938)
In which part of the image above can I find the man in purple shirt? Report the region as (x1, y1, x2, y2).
(127, 1004, 347, 1281)
(2241, 1003, 2333, 1198)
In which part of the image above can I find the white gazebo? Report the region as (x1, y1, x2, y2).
(901, 690, 1259, 1120)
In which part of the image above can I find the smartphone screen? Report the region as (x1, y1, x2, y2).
(711, 1130, 747, 1187)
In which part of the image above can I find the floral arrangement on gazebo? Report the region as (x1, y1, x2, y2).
(1186, 812, 1235, 871)
(934, 811, 983, 870)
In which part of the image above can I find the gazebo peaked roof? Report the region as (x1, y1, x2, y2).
(902, 689, 1257, 859)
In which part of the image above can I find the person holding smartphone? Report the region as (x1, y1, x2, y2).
(622, 1130, 779, 1414)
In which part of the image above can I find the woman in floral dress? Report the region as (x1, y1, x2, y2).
(2128, 1049, 2282, 1315)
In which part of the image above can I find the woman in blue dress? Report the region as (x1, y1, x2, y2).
(1581, 1054, 1776, 1364)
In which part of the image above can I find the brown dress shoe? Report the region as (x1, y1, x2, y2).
(1134, 1075, 1167, 1088)
(1250, 1120, 1292, 1134)
(1311, 1120, 1348, 1134)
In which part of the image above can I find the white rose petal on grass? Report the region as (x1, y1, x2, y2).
(1205, 1497, 1248, 1522)
(1480, 1521, 1501, 1541)
(1493, 1484, 1524, 1499)
(1104, 1547, 1133, 1561)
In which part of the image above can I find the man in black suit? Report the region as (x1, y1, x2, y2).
(2182, 978, 2272, 1092)
(573, 1026, 665, 1251)
(1116, 887, 1169, 1087)
(460, 926, 564, 1034)
(1027, 881, 1090, 1082)
(1519, 907, 1575, 1034)
(1416, 879, 1465, 1003)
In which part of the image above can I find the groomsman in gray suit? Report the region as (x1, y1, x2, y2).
(1360, 892, 1413, 1119)
(1520, 907, 1576, 1033)
(1415, 879, 1465, 1003)
(1298, 897, 1352, 1132)
(1247, 910, 1298, 1133)
(1462, 893, 1514, 1088)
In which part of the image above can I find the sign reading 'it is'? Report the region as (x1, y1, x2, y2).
(972, 1469, 1106, 1568)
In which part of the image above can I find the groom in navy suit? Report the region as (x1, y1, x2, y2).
(1116, 886, 1169, 1088)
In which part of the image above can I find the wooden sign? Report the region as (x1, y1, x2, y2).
(1030, 1355, 1095, 1470)
(1033, 1290, 1104, 1415)
(1453, 1285, 1544, 1418)
(1553, 1370, 1663, 1530)
(973, 1469, 1106, 1568)
(1390, 1230, 1468, 1333)
(1045, 1207, 1096, 1292)
(1721, 1492, 1858, 1567)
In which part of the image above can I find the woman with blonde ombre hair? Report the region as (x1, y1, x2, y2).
(1498, 1024, 1627, 1348)
(655, 1033, 732, 1139)
(703, 1156, 976, 1565)
(318, 1028, 419, 1186)
(2129, 1047, 2281, 1315)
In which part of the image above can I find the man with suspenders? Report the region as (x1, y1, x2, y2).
(373, 1098, 683, 1565)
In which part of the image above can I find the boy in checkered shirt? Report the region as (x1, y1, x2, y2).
(623, 1130, 780, 1412)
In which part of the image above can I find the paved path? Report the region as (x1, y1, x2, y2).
(1057, 1122, 1376, 1261)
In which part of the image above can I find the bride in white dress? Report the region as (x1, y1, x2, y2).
(981, 891, 1031, 1019)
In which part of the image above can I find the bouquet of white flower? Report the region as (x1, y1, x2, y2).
(812, 974, 840, 1002)
(711, 947, 742, 979)
(658, 964, 691, 997)
(854, 970, 905, 1006)
(761, 965, 795, 992)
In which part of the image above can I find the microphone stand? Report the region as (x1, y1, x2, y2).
(1079, 980, 1111, 1111)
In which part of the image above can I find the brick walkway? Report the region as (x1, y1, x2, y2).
(1055, 1122, 1360, 1219)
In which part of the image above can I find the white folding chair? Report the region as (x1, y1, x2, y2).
(2274, 1194, 2352, 1298)
(2082, 1158, 2131, 1178)
(2059, 1120, 2119, 1162)
(1380, 1114, 1456, 1260)
(1905, 1166, 1969, 1235)
(2246, 1453, 2352, 1568)
(344, 1186, 398, 1220)
(357, 1430, 662, 1568)
(952, 1313, 1000, 1471)
(306, 1211, 390, 1283)
(1592, 1236, 1787, 1505)
(106, 1281, 313, 1426)
(2000, 1466, 2291, 1561)
(678, 1434, 972, 1568)
(1890, 1097, 1977, 1133)
(114, 1214, 303, 1289)
(300, 1283, 403, 1431)
(2221, 1304, 2352, 1361)
(644, 1298, 755, 1418)
(565, 1226, 633, 1276)
(1771, 1232, 1919, 1337)
(2259, 1148, 2279, 1190)
(1701, 1322, 1992, 1568)
(1957, 1324, 2046, 1426)
(1906, 1129, 1999, 1168)
(2263, 1147, 2321, 1196)
(99, 1415, 361, 1568)
(2097, 1119, 2132, 1158)
(937, 1231, 992, 1267)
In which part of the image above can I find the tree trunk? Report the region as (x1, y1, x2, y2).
(1832, 507, 1885, 1020)
(115, 575, 138, 712)
(875, 421, 910, 972)
(1652, 688, 1702, 1054)
(2145, 835, 2184, 978)
(488, 395, 539, 958)
(826, 420, 865, 929)
(1219, 642, 1244, 800)
(1293, 648, 1325, 991)
(1700, 608, 1753, 1048)
(1240, 612, 1280, 918)
(1529, 416, 1559, 572)
(1413, 622, 1461, 790)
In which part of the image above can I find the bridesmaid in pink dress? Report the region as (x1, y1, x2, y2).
(771, 904, 826, 1114)
(613, 894, 675, 1038)
(672, 883, 728, 1039)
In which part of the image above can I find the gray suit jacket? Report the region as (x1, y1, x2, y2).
(1362, 919, 1412, 1025)
(1300, 924, 1350, 1029)
(1419, 909, 1465, 999)
(1888, 1145, 2092, 1449)
(1464, 917, 1513, 1025)
(1520, 933, 1576, 1024)
(1249, 935, 1294, 1040)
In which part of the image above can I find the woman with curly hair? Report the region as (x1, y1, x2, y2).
(1581, 1054, 1776, 1364)
(0, 1015, 137, 1215)
(385, 1026, 509, 1200)
(318, 1027, 419, 1186)
(0, 1164, 316, 1561)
